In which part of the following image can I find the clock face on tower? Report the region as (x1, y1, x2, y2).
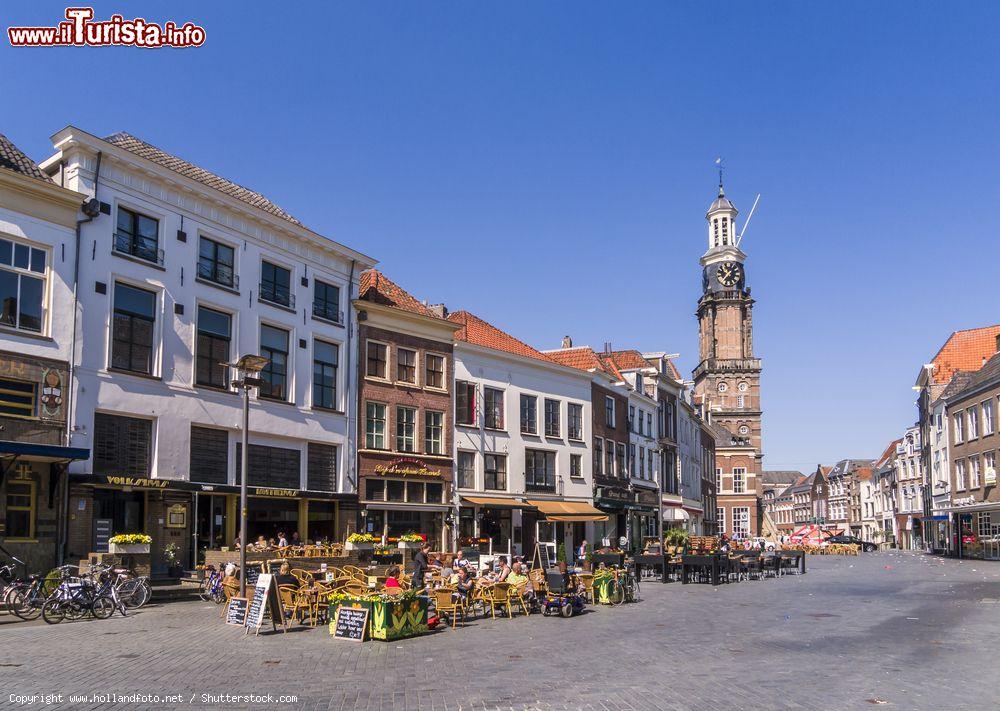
(716, 261, 742, 287)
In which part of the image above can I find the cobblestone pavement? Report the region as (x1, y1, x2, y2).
(2, 552, 999, 710)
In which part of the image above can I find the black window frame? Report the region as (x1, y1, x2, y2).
(366, 341, 388, 379)
(396, 348, 417, 384)
(312, 339, 339, 410)
(111, 282, 156, 375)
(260, 260, 292, 308)
(484, 387, 504, 430)
(115, 206, 161, 265)
(312, 279, 341, 323)
(197, 236, 236, 288)
(456, 381, 476, 425)
(195, 305, 231, 389)
(484, 453, 506, 491)
(525, 449, 556, 490)
(544, 399, 560, 438)
(568, 403, 584, 440)
(457, 450, 476, 488)
(425, 353, 445, 390)
(259, 324, 290, 401)
(520, 394, 537, 435)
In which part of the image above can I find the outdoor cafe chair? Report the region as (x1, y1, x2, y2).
(277, 585, 311, 625)
(433, 587, 466, 629)
(507, 582, 532, 617)
(482, 582, 513, 619)
(576, 573, 595, 603)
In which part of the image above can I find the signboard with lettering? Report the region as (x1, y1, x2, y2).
(244, 573, 287, 635)
(332, 606, 369, 642)
(243, 563, 262, 587)
(373, 458, 441, 477)
(225, 597, 248, 626)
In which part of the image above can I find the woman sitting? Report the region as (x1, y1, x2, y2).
(384, 566, 402, 589)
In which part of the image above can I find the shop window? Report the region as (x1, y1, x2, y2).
(312, 340, 338, 410)
(456, 381, 476, 425)
(190, 425, 228, 485)
(312, 280, 340, 323)
(307, 443, 337, 492)
(426, 482, 443, 503)
(425, 410, 443, 455)
(196, 306, 231, 388)
(307, 500, 336, 541)
(397, 348, 416, 384)
(94, 413, 152, 475)
(485, 453, 506, 490)
(365, 403, 386, 449)
(520, 394, 537, 434)
(0, 378, 37, 418)
(114, 206, 160, 264)
(457, 451, 475, 488)
(568, 403, 583, 440)
(197, 236, 235, 288)
(396, 406, 416, 452)
(406, 481, 423, 503)
(0, 237, 46, 333)
(95, 488, 145, 537)
(4, 479, 35, 539)
(425, 354, 445, 389)
(366, 341, 388, 379)
(259, 324, 289, 401)
(111, 282, 156, 374)
(260, 260, 292, 307)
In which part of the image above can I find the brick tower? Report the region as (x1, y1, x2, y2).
(692, 179, 764, 538)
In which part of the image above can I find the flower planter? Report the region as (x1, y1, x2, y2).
(109, 543, 150, 555)
(329, 596, 428, 641)
(398, 541, 423, 550)
(344, 541, 374, 552)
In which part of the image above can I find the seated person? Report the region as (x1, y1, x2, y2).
(274, 561, 298, 588)
(453, 550, 470, 568)
(384, 566, 401, 589)
(254, 535, 268, 551)
(454, 568, 475, 600)
(505, 562, 534, 601)
(495, 556, 511, 583)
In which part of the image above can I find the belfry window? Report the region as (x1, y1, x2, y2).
(712, 219, 719, 247)
(721, 217, 729, 244)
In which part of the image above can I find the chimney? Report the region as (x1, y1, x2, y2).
(996, 334, 1000, 353)
(604, 341, 612, 355)
(561, 335, 573, 349)
(428, 304, 448, 319)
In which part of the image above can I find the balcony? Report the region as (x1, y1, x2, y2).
(259, 283, 295, 309)
(312, 300, 344, 324)
(113, 232, 164, 266)
(197, 261, 239, 290)
(692, 357, 762, 379)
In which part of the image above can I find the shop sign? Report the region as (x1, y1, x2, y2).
(166, 503, 187, 528)
(597, 487, 631, 502)
(953, 495, 978, 507)
(986, 466, 997, 486)
(105, 475, 168, 489)
(373, 458, 441, 478)
(254, 487, 298, 498)
(636, 489, 659, 506)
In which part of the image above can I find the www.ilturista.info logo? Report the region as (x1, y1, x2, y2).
(7, 7, 206, 48)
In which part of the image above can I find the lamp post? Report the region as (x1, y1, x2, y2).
(230, 354, 269, 597)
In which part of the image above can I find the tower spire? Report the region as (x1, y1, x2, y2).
(715, 156, 724, 196)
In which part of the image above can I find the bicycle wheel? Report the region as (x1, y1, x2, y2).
(132, 581, 151, 608)
(63, 599, 88, 621)
(608, 580, 625, 605)
(41, 599, 66, 625)
(197, 577, 215, 603)
(9, 587, 42, 621)
(91, 596, 114, 619)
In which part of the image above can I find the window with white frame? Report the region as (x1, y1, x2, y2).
(956, 459, 966, 490)
(457, 450, 475, 489)
(733, 467, 746, 494)
(733, 507, 750, 538)
(984, 451, 996, 484)
(717, 507, 725, 533)
(969, 408, 980, 439)
(984, 400, 994, 436)
(0, 237, 47, 333)
(954, 412, 965, 443)
(715, 467, 722, 490)
(365, 402, 386, 449)
(970, 455, 981, 488)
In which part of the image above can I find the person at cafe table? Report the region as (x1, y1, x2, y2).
(411, 543, 431, 590)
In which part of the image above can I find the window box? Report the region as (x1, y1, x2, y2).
(109, 543, 150, 555)
(344, 540, 375, 552)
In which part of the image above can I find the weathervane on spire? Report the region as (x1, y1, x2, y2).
(715, 156, 724, 195)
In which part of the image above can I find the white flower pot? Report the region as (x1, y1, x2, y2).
(109, 543, 150, 554)
(398, 541, 423, 550)
(344, 541, 374, 551)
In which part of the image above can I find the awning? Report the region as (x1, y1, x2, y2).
(526, 499, 608, 522)
(461, 496, 531, 509)
(663, 507, 690, 521)
(0, 441, 90, 462)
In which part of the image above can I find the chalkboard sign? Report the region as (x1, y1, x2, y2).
(244, 563, 262, 587)
(267, 560, 283, 576)
(332, 606, 369, 642)
(225, 597, 248, 626)
(244, 574, 287, 635)
(94, 519, 112, 554)
(531, 542, 552, 571)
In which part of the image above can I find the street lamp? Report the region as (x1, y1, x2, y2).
(230, 354, 269, 597)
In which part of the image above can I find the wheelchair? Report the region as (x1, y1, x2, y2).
(540, 571, 586, 618)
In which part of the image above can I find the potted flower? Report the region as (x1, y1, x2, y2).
(109, 533, 151, 554)
(163, 542, 183, 578)
(345, 532, 378, 551)
(397, 532, 425, 550)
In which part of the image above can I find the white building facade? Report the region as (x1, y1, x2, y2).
(42, 127, 375, 572)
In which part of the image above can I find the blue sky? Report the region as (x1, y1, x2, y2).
(3, 2, 999, 471)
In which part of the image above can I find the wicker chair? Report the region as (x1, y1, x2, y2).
(576, 573, 595, 603)
(508, 581, 532, 616)
(433, 587, 466, 629)
(481, 582, 513, 619)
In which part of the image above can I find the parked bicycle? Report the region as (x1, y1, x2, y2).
(606, 565, 640, 606)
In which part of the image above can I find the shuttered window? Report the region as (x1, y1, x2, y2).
(307, 443, 337, 492)
(190, 426, 228, 484)
(235, 443, 300, 488)
(93, 413, 152, 475)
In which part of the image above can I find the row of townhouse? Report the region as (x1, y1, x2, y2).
(0, 127, 717, 575)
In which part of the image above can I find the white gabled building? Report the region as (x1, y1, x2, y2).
(449, 311, 598, 563)
(41, 127, 376, 573)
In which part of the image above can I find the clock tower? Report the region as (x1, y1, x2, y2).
(693, 180, 764, 538)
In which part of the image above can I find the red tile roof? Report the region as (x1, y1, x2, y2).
(856, 467, 873, 481)
(875, 439, 902, 469)
(448, 311, 554, 363)
(546, 347, 608, 372)
(605, 349, 650, 371)
(0, 134, 51, 183)
(929, 325, 1000, 384)
(359, 270, 437, 318)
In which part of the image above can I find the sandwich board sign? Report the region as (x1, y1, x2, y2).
(225, 597, 248, 626)
(332, 606, 369, 642)
(243, 573, 287, 635)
